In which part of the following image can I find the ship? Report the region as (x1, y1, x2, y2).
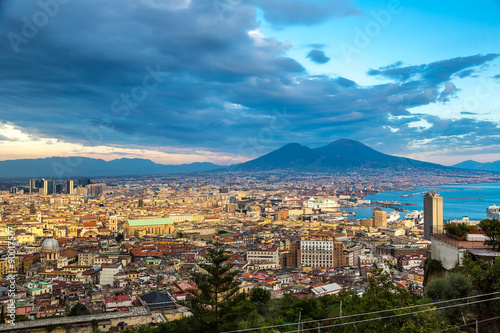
(303, 197, 340, 212)
(387, 211, 400, 223)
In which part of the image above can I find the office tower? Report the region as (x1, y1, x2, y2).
(66, 179, 74, 195)
(424, 191, 443, 240)
(29, 179, 40, 193)
(78, 178, 91, 187)
(86, 183, 106, 196)
(42, 179, 54, 195)
(373, 208, 387, 228)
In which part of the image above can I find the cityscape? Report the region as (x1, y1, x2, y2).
(1, 0, 500, 332)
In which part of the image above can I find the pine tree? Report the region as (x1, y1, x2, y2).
(183, 242, 244, 332)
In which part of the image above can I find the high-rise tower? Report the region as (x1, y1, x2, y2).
(424, 191, 443, 240)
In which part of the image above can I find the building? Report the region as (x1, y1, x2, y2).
(42, 179, 54, 195)
(431, 233, 498, 270)
(373, 208, 387, 228)
(300, 238, 345, 268)
(311, 282, 342, 297)
(247, 247, 279, 265)
(40, 237, 60, 268)
(100, 263, 123, 286)
(66, 179, 74, 194)
(86, 183, 106, 196)
(424, 191, 443, 240)
(78, 178, 91, 186)
(124, 218, 178, 238)
(29, 179, 40, 193)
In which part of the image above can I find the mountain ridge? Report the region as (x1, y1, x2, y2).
(231, 139, 448, 171)
(0, 157, 222, 178)
(453, 160, 500, 172)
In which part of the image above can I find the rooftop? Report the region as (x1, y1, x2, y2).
(127, 218, 173, 226)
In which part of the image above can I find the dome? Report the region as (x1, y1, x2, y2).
(41, 237, 59, 251)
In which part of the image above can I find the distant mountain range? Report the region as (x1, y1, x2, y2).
(0, 157, 221, 178)
(453, 160, 500, 172)
(229, 139, 448, 171)
(0, 139, 490, 179)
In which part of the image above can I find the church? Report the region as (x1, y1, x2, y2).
(123, 218, 178, 238)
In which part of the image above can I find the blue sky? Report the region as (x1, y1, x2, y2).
(0, 0, 499, 165)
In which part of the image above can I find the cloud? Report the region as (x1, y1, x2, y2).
(438, 82, 457, 102)
(252, 0, 361, 26)
(368, 54, 499, 83)
(0, 0, 498, 164)
(307, 49, 331, 64)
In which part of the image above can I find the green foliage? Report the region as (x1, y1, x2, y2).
(478, 218, 500, 250)
(423, 258, 445, 286)
(182, 242, 244, 332)
(425, 273, 473, 323)
(68, 303, 90, 316)
(444, 222, 469, 238)
(250, 287, 271, 303)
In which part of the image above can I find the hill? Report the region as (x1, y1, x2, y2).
(453, 160, 500, 172)
(0, 157, 221, 178)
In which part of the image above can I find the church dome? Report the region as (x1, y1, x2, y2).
(41, 237, 59, 251)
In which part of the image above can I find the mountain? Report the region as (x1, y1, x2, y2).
(230, 143, 319, 171)
(453, 160, 500, 172)
(0, 157, 221, 178)
(233, 139, 447, 171)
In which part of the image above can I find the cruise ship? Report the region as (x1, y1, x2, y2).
(487, 205, 500, 219)
(387, 211, 400, 223)
(303, 197, 340, 212)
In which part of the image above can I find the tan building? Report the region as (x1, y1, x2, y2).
(373, 209, 387, 228)
(124, 218, 178, 238)
(424, 191, 443, 240)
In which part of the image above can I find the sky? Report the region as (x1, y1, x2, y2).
(0, 0, 499, 166)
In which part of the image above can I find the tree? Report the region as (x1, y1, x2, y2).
(425, 273, 473, 324)
(250, 287, 271, 303)
(68, 303, 90, 316)
(182, 242, 244, 332)
(478, 218, 500, 250)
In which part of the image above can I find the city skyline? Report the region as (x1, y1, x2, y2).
(0, 0, 499, 166)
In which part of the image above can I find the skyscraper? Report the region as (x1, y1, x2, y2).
(78, 178, 91, 187)
(29, 179, 40, 193)
(66, 179, 74, 195)
(372, 208, 387, 228)
(42, 179, 54, 195)
(424, 191, 443, 240)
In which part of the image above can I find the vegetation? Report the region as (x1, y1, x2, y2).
(478, 218, 500, 250)
(68, 303, 90, 316)
(180, 241, 245, 332)
(122, 245, 469, 333)
(423, 258, 445, 286)
(444, 222, 476, 238)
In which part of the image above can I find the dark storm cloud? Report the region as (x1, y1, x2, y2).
(251, 0, 361, 26)
(307, 49, 330, 64)
(0, 0, 498, 159)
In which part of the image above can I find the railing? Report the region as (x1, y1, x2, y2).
(431, 232, 491, 249)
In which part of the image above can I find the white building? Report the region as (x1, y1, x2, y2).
(246, 247, 279, 264)
(300, 239, 343, 268)
(311, 283, 342, 297)
(100, 262, 123, 286)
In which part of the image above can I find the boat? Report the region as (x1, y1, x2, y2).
(303, 197, 340, 212)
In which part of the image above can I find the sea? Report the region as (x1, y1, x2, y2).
(340, 182, 500, 221)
